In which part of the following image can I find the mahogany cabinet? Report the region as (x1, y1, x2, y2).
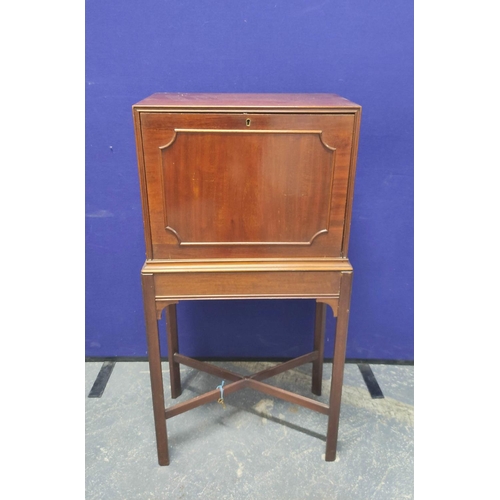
(132, 93, 361, 465)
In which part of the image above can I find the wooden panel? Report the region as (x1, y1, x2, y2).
(154, 271, 341, 299)
(138, 112, 356, 260)
(161, 129, 334, 245)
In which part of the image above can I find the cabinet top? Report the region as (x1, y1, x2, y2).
(133, 93, 360, 110)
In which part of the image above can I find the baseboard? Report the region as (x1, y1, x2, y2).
(85, 356, 413, 365)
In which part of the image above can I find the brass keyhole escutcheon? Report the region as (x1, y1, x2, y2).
(246, 118, 251, 126)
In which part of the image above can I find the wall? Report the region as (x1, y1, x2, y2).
(86, 0, 413, 360)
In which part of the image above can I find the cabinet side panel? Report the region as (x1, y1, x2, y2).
(341, 108, 362, 256)
(133, 108, 153, 258)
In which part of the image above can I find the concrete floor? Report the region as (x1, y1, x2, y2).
(86, 361, 413, 499)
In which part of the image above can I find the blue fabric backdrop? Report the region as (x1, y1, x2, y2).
(86, 1, 413, 360)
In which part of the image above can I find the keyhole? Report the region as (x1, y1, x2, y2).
(246, 118, 251, 126)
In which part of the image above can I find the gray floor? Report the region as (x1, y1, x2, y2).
(86, 361, 413, 499)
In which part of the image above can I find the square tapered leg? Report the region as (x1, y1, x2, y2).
(166, 303, 182, 399)
(324, 271, 353, 461)
(312, 302, 327, 395)
(142, 273, 170, 466)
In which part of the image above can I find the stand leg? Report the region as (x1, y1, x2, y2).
(141, 273, 170, 466)
(312, 302, 327, 395)
(166, 303, 181, 399)
(325, 272, 353, 462)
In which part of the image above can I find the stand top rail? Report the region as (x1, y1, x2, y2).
(142, 259, 353, 274)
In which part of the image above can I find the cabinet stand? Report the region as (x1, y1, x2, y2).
(142, 269, 352, 466)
